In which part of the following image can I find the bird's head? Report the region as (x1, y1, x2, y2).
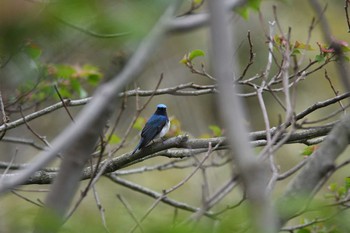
(155, 104, 168, 116)
(157, 104, 167, 109)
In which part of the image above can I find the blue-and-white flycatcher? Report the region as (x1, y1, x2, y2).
(132, 104, 170, 154)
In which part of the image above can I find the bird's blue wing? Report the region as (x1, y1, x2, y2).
(139, 115, 167, 148)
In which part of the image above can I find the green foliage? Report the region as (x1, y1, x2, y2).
(133, 117, 146, 131)
(168, 117, 182, 136)
(301, 145, 317, 157)
(24, 41, 42, 60)
(315, 54, 326, 63)
(201, 125, 223, 138)
(325, 177, 350, 201)
(180, 49, 206, 64)
(108, 133, 121, 144)
(22, 62, 103, 101)
(7, 38, 103, 104)
(235, 0, 261, 19)
(297, 220, 337, 233)
(51, 63, 102, 98)
(2, 0, 167, 106)
(209, 125, 222, 137)
(293, 40, 314, 55)
(272, 35, 350, 64)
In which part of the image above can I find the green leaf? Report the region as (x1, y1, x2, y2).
(315, 54, 325, 63)
(235, 6, 249, 20)
(179, 54, 189, 64)
(342, 45, 350, 52)
(301, 146, 315, 156)
(55, 65, 76, 78)
(294, 41, 314, 51)
(209, 125, 222, 137)
(87, 73, 102, 86)
(328, 183, 337, 192)
(83, 64, 103, 85)
(344, 177, 350, 190)
(247, 0, 261, 11)
(57, 87, 72, 98)
(188, 49, 205, 61)
(235, 0, 261, 20)
(292, 48, 301, 56)
(71, 79, 82, 94)
(180, 49, 206, 64)
(25, 42, 42, 60)
(108, 134, 121, 144)
(338, 186, 346, 197)
(133, 117, 146, 131)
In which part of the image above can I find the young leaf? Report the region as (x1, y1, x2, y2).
(54, 64, 76, 79)
(188, 49, 205, 61)
(235, 0, 261, 20)
(133, 117, 146, 131)
(328, 183, 337, 192)
(25, 42, 42, 60)
(345, 177, 350, 190)
(301, 146, 316, 156)
(247, 0, 261, 11)
(108, 134, 121, 144)
(180, 49, 205, 64)
(294, 41, 314, 51)
(179, 54, 189, 64)
(83, 64, 103, 85)
(235, 7, 249, 19)
(209, 125, 222, 137)
(315, 54, 325, 63)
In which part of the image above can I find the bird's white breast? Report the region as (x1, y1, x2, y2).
(159, 121, 170, 137)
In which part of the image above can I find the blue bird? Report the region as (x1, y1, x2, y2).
(132, 104, 170, 154)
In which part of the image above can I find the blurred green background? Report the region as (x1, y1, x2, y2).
(0, 0, 349, 232)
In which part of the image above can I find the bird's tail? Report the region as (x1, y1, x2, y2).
(131, 139, 143, 155)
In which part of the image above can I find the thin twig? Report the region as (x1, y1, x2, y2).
(93, 185, 110, 233)
(324, 70, 345, 111)
(55, 16, 130, 38)
(54, 84, 75, 122)
(238, 31, 255, 81)
(19, 107, 52, 149)
(117, 194, 144, 233)
(11, 190, 43, 207)
(129, 143, 215, 233)
(0, 148, 18, 184)
(345, 0, 350, 32)
(106, 174, 214, 217)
